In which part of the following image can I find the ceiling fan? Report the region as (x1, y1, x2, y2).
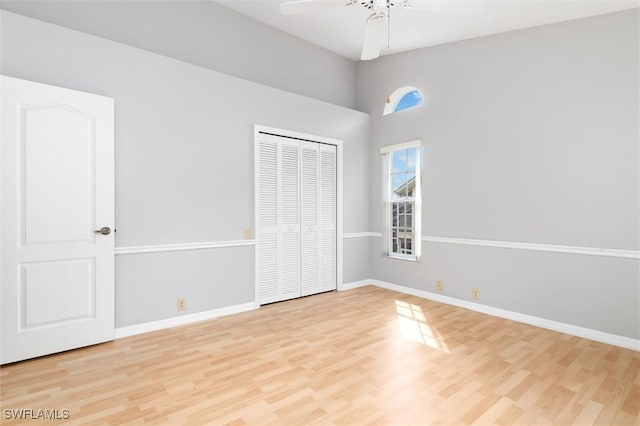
(279, 0, 481, 61)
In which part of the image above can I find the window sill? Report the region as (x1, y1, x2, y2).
(385, 254, 418, 262)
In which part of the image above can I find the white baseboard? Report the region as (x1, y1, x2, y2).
(115, 302, 257, 339)
(115, 282, 639, 352)
(338, 280, 372, 291)
(345, 279, 639, 352)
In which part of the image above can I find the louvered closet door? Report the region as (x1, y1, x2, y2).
(278, 139, 301, 300)
(318, 144, 337, 292)
(256, 132, 336, 304)
(256, 134, 301, 304)
(300, 142, 319, 296)
(256, 137, 279, 304)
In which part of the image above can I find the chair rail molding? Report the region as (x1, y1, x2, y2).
(115, 240, 255, 255)
(362, 232, 638, 259)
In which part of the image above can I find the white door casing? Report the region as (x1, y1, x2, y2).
(1, 76, 115, 364)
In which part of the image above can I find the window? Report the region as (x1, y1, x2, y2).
(381, 141, 422, 260)
(383, 86, 423, 116)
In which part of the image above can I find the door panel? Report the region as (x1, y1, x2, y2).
(301, 231, 318, 296)
(256, 139, 279, 303)
(301, 142, 319, 296)
(22, 259, 95, 327)
(318, 144, 337, 292)
(319, 229, 337, 292)
(1, 76, 114, 364)
(22, 106, 94, 244)
(277, 140, 300, 299)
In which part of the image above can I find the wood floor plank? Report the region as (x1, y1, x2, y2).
(1, 286, 638, 425)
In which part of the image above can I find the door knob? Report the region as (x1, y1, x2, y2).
(95, 227, 111, 235)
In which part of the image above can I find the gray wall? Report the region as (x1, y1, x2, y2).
(0, 0, 357, 109)
(0, 11, 371, 327)
(357, 9, 640, 339)
(2, 6, 637, 340)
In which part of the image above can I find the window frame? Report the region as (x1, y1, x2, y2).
(380, 140, 422, 261)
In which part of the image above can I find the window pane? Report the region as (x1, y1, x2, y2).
(392, 150, 407, 173)
(399, 215, 406, 228)
(394, 90, 423, 113)
(392, 174, 407, 199)
(406, 173, 415, 198)
(407, 148, 417, 171)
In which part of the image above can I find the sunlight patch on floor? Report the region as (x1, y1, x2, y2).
(395, 300, 449, 353)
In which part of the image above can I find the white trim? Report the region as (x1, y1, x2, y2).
(254, 125, 261, 307)
(342, 280, 639, 351)
(115, 240, 255, 255)
(363, 231, 639, 259)
(421, 235, 639, 259)
(337, 279, 371, 291)
(343, 232, 382, 239)
(115, 302, 257, 339)
(379, 139, 421, 154)
(255, 124, 342, 147)
(336, 142, 344, 290)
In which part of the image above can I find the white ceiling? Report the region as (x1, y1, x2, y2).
(218, 0, 639, 60)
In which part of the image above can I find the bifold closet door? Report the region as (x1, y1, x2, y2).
(256, 132, 336, 305)
(300, 142, 319, 296)
(300, 142, 337, 296)
(318, 144, 337, 293)
(256, 135, 301, 304)
(278, 140, 302, 300)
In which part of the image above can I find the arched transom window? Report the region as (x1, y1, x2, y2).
(383, 86, 423, 116)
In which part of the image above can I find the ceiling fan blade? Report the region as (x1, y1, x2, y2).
(405, 0, 485, 15)
(361, 13, 386, 61)
(280, 0, 343, 16)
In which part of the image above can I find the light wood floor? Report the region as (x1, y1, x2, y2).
(1, 286, 638, 425)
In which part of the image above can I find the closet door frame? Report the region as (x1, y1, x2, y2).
(254, 124, 343, 306)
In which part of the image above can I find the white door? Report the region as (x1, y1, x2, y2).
(1, 76, 115, 364)
(278, 139, 302, 300)
(255, 133, 301, 304)
(255, 136, 280, 304)
(318, 144, 337, 293)
(300, 141, 319, 296)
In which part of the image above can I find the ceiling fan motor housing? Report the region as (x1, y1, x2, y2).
(360, 0, 397, 11)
